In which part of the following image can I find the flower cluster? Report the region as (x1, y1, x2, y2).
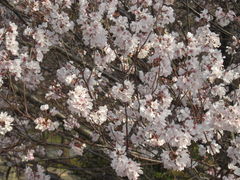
(111, 80, 135, 103)
(110, 146, 143, 180)
(215, 7, 235, 27)
(34, 117, 59, 132)
(196, 9, 213, 22)
(25, 165, 50, 180)
(70, 140, 86, 156)
(57, 62, 80, 86)
(5, 22, 19, 55)
(63, 115, 80, 130)
(89, 105, 108, 125)
(0, 112, 14, 136)
(67, 85, 93, 117)
(161, 149, 191, 171)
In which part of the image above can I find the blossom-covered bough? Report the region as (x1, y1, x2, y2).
(0, 0, 240, 179)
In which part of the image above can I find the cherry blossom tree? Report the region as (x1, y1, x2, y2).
(0, 0, 240, 179)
